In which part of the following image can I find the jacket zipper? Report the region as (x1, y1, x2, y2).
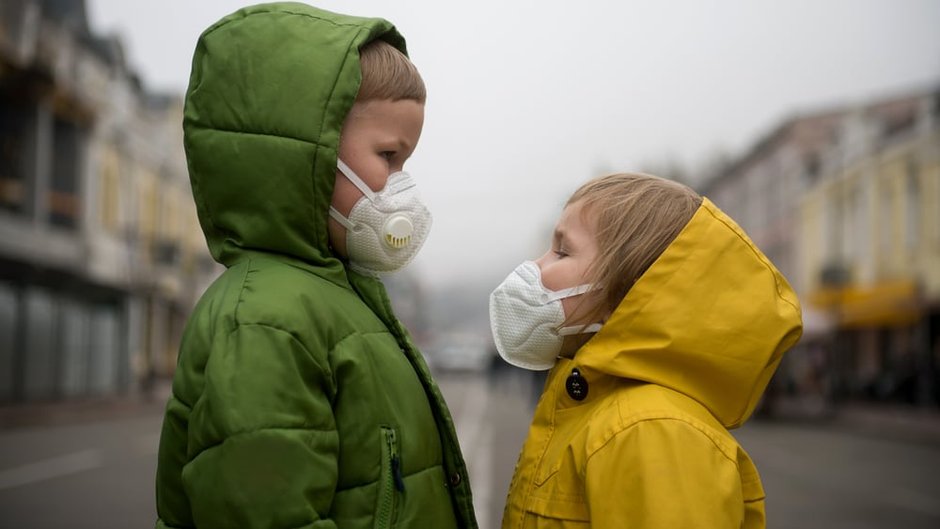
(376, 426, 403, 529)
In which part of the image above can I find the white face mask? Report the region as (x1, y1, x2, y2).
(329, 159, 432, 276)
(489, 261, 601, 371)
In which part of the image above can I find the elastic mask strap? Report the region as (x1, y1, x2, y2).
(540, 283, 594, 304)
(329, 206, 356, 230)
(337, 159, 377, 202)
(558, 323, 603, 336)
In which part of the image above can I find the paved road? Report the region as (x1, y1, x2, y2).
(0, 369, 938, 528)
(735, 422, 940, 528)
(0, 413, 161, 528)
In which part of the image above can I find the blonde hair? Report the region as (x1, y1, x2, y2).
(566, 173, 703, 326)
(357, 40, 426, 103)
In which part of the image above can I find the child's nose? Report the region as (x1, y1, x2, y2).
(533, 251, 551, 270)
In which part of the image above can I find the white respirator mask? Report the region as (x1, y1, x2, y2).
(329, 159, 432, 276)
(489, 261, 601, 371)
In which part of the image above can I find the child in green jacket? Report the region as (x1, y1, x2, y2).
(155, 3, 476, 528)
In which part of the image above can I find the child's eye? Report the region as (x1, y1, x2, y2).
(553, 249, 568, 259)
(380, 151, 395, 161)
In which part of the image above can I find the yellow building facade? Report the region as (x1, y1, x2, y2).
(801, 91, 939, 406)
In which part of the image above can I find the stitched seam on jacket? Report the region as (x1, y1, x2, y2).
(189, 425, 337, 468)
(313, 25, 358, 152)
(310, 28, 364, 249)
(530, 489, 585, 503)
(233, 259, 332, 378)
(232, 260, 253, 326)
(585, 416, 740, 468)
(328, 329, 396, 355)
(707, 198, 803, 428)
(702, 203, 799, 313)
(201, 8, 376, 43)
(233, 322, 335, 385)
(188, 124, 324, 147)
(524, 369, 562, 507)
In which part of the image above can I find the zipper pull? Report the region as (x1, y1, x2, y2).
(392, 456, 405, 492)
(387, 428, 405, 492)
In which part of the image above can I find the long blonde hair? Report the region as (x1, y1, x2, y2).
(566, 173, 703, 326)
(357, 40, 426, 103)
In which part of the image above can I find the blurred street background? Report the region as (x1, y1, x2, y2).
(2, 0, 940, 527)
(2, 370, 939, 528)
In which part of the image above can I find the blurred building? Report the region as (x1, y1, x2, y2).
(700, 87, 940, 411)
(699, 110, 846, 295)
(801, 90, 939, 407)
(0, 0, 217, 404)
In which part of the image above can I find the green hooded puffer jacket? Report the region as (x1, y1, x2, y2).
(154, 3, 476, 528)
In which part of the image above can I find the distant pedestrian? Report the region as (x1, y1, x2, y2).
(490, 173, 803, 528)
(154, 3, 476, 528)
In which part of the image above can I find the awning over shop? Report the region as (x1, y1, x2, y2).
(809, 280, 920, 328)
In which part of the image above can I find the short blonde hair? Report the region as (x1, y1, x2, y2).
(566, 173, 703, 326)
(357, 40, 426, 103)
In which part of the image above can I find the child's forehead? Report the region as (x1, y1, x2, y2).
(560, 199, 598, 224)
(556, 200, 597, 238)
(344, 99, 425, 146)
(349, 98, 425, 118)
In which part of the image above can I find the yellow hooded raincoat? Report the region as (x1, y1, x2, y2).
(501, 198, 803, 529)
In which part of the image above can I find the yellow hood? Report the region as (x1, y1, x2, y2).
(576, 198, 802, 429)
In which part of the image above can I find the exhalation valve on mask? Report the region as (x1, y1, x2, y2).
(384, 215, 414, 249)
(329, 159, 432, 276)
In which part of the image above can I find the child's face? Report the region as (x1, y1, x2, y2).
(535, 200, 600, 320)
(329, 99, 425, 258)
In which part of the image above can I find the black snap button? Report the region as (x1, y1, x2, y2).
(449, 472, 462, 487)
(566, 368, 588, 401)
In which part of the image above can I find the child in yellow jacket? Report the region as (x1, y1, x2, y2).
(490, 173, 803, 528)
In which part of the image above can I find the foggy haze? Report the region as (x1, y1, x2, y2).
(86, 0, 940, 289)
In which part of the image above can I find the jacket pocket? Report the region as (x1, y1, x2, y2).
(525, 493, 590, 525)
(375, 426, 404, 529)
(528, 449, 590, 524)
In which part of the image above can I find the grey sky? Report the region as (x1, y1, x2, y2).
(87, 0, 940, 288)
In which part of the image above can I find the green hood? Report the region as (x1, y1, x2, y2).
(183, 2, 405, 277)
